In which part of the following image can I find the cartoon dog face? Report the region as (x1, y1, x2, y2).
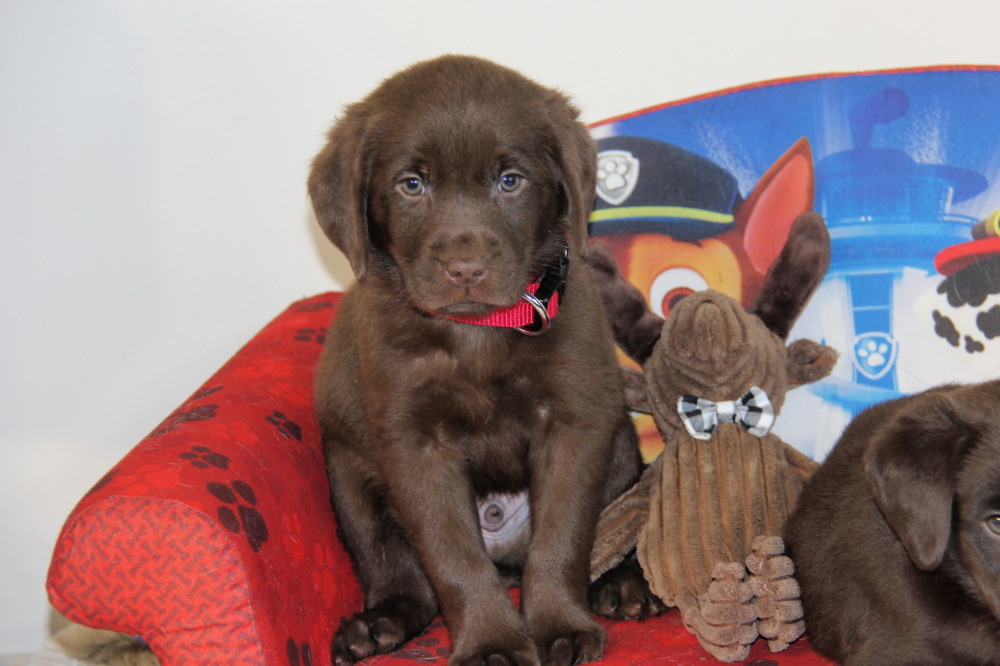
(589, 136, 815, 319)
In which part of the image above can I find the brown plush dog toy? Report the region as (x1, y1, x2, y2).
(588, 212, 838, 662)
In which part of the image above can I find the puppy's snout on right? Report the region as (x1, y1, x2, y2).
(445, 256, 489, 287)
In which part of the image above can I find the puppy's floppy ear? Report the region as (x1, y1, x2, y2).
(547, 95, 597, 257)
(864, 387, 974, 571)
(308, 104, 375, 282)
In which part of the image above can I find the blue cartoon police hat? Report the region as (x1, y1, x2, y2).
(589, 136, 742, 241)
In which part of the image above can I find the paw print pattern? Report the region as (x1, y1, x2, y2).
(395, 634, 451, 662)
(86, 468, 119, 496)
(295, 300, 334, 313)
(856, 339, 890, 369)
(286, 638, 312, 666)
(266, 411, 302, 441)
(152, 386, 223, 437)
(293, 328, 327, 345)
(208, 481, 269, 552)
(179, 446, 230, 470)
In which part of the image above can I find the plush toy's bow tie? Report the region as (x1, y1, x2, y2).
(677, 386, 775, 440)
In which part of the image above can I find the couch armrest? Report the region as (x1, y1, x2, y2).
(47, 292, 362, 666)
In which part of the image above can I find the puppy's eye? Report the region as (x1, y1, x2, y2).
(498, 172, 522, 193)
(397, 177, 425, 197)
(987, 515, 1000, 536)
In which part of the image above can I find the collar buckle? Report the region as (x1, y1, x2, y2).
(513, 244, 569, 336)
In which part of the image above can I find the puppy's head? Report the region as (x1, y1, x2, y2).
(864, 381, 1000, 617)
(309, 55, 596, 316)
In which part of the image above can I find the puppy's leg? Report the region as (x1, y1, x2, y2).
(327, 445, 439, 665)
(378, 439, 539, 666)
(521, 421, 633, 665)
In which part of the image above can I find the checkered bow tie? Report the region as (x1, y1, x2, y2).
(677, 386, 775, 440)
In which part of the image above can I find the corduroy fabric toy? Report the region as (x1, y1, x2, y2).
(588, 212, 838, 662)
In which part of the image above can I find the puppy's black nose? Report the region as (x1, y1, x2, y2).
(445, 256, 489, 287)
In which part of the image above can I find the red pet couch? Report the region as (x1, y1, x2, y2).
(46, 292, 833, 665)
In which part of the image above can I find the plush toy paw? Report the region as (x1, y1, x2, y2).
(746, 535, 805, 652)
(681, 562, 758, 662)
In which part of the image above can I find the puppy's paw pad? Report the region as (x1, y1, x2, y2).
(536, 626, 605, 665)
(451, 644, 538, 666)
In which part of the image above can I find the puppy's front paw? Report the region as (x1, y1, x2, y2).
(332, 597, 433, 665)
(538, 628, 605, 666)
(588, 560, 666, 620)
(449, 643, 539, 666)
(530, 617, 606, 666)
(449, 627, 539, 666)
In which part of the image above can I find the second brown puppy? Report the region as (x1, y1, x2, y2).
(309, 56, 647, 666)
(785, 380, 1000, 664)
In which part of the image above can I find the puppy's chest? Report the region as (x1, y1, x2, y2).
(406, 355, 548, 480)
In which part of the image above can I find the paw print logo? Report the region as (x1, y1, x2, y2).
(293, 328, 327, 345)
(179, 446, 230, 470)
(853, 332, 898, 381)
(595, 149, 640, 206)
(208, 481, 268, 552)
(266, 411, 302, 441)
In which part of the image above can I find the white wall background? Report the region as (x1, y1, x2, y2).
(2, 0, 998, 655)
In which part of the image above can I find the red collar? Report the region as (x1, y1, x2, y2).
(434, 245, 569, 336)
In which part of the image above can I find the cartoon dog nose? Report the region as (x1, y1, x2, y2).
(445, 256, 489, 287)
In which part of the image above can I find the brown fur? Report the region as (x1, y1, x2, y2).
(309, 55, 645, 666)
(785, 380, 1000, 665)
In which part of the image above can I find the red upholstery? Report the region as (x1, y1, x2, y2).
(47, 292, 833, 665)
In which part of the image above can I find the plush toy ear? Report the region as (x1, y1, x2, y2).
(749, 212, 830, 340)
(547, 96, 597, 257)
(587, 240, 665, 365)
(308, 104, 376, 282)
(736, 137, 815, 276)
(864, 388, 974, 571)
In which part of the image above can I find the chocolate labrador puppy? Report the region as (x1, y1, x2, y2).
(309, 55, 647, 666)
(785, 380, 1000, 665)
